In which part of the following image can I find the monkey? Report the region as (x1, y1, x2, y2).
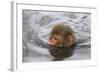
(48, 23, 76, 61)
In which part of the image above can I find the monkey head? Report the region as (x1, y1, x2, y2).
(48, 24, 76, 48)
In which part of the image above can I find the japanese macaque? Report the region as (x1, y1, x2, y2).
(48, 24, 76, 61)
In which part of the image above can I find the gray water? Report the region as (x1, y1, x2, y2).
(22, 10, 91, 62)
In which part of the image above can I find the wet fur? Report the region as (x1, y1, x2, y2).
(49, 24, 76, 61)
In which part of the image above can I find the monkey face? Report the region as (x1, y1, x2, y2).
(48, 34, 64, 46)
(48, 24, 76, 47)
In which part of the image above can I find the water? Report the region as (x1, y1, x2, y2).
(22, 10, 91, 62)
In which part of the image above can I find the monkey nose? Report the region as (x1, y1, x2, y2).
(48, 39, 57, 46)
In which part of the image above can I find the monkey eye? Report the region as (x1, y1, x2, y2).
(54, 37, 57, 40)
(50, 36, 53, 40)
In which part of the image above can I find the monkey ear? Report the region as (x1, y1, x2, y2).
(65, 36, 74, 47)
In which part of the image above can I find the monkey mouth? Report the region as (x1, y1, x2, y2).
(48, 39, 57, 46)
(48, 40, 55, 46)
